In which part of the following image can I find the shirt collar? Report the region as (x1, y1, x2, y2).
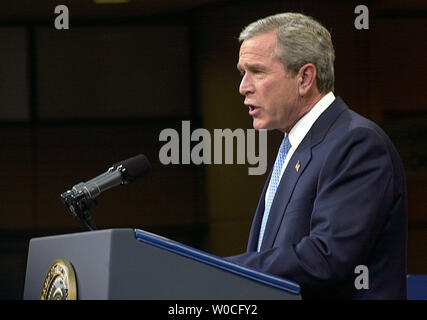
(286, 91, 336, 148)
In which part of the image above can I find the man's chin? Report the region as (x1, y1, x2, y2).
(252, 119, 269, 131)
(252, 122, 263, 130)
(252, 119, 285, 132)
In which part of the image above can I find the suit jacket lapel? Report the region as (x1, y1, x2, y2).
(246, 168, 272, 251)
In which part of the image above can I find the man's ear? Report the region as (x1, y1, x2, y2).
(298, 63, 317, 97)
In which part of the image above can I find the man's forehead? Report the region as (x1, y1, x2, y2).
(237, 32, 279, 70)
(238, 32, 277, 59)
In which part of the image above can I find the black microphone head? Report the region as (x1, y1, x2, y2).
(116, 154, 151, 182)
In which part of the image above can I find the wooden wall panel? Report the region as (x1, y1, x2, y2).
(369, 17, 427, 113)
(35, 25, 191, 119)
(0, 127, 35, 230)
(408, 226, 427, 273)
(0, 27, 30, 122)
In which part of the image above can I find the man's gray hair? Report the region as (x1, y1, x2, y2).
(239, 12, 335, 93)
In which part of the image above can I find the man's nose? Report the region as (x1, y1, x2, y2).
(239, 74, 254, 96)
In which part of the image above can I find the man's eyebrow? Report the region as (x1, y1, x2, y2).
(237, 62, 266, 72)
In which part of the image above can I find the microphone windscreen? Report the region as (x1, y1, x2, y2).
(116, 154, 151, 181)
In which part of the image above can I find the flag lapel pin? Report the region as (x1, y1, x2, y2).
(295, 160, 301, 172)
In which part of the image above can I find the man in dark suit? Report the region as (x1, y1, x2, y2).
(228, 13, 407, 299)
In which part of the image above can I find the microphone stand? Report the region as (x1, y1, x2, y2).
(60, 190, 97, 231)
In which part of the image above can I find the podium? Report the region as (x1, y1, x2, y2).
(23, 228, 301, 300)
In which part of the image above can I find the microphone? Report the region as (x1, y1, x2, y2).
(70, 154, 151, 200)
(60, 154, 151, 230)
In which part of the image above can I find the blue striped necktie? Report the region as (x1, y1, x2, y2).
(257, 136, 291, 252)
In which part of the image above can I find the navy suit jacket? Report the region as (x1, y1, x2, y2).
(227, 97, 407, 299)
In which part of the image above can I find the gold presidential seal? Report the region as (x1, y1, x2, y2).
(40, 260, 77, 300)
